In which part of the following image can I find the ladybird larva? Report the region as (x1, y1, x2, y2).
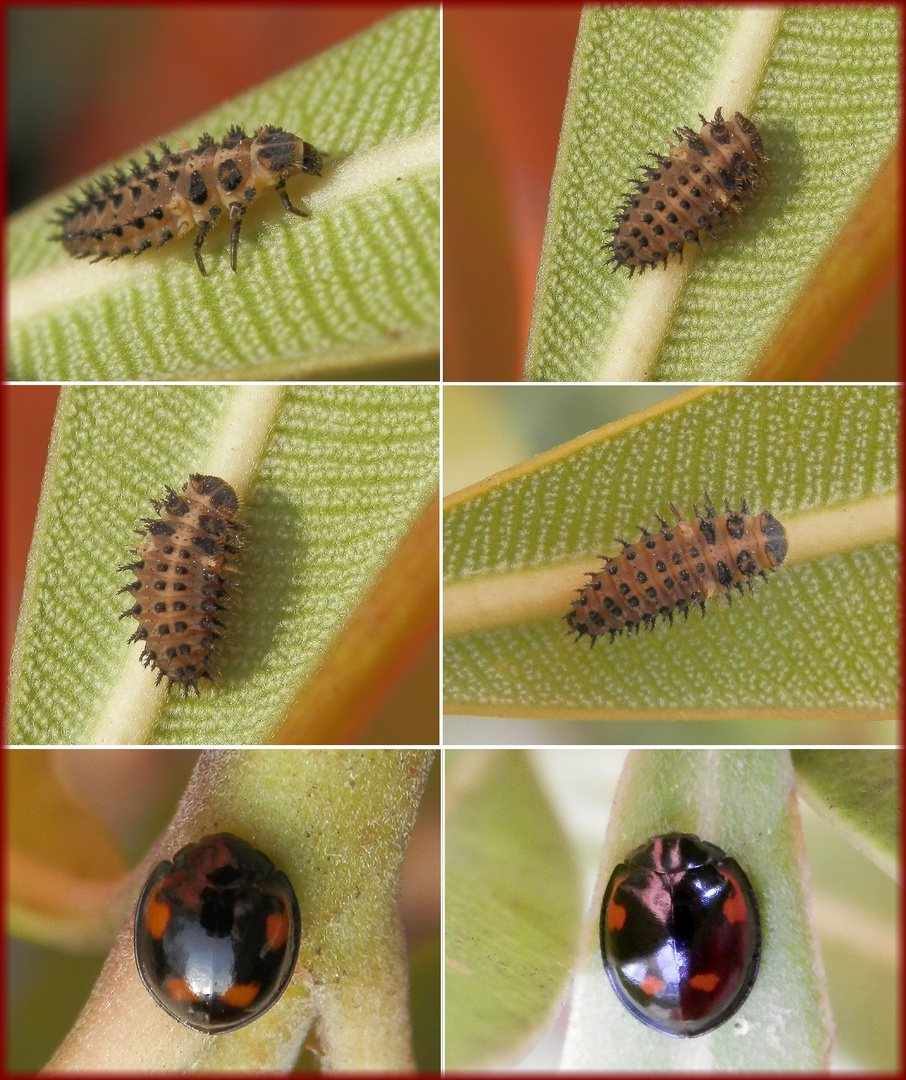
(565, 495, 787, 645)
(51, 125, 323, 276)
(606, 108, 765, 275)
(118, 475, 241, 695)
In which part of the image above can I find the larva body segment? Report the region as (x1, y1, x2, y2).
(51, 125, 323, 275)
(565, 497, 787, 645)
(119, 475, 242, 695)
(607, 108, 765, 275)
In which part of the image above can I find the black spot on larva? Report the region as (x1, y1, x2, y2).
(50, 125, 324, 275)
(217, 160, 243, 193)
(565, 494, 786, 645)
(188, 171, 208, 205)
(605, 108, 765, 275)
(118, 475, 242, 695)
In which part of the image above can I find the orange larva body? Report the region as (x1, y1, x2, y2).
(51, 125, 323, 276)
(607, 108, 765, 274)
(565, 497, 787, 645)
(119, 475, 241, 695)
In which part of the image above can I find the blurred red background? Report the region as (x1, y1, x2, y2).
(444, 6, 581, 381)
(3, 387, 59, 684)
(9, 6, 407, 210)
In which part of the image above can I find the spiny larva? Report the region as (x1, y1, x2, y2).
(118, 475, 242, 694)
(565, 495, 787, 645)
(606, 109, 765, 275)
(51, 125, 323, 276)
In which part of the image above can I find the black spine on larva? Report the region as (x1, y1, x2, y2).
(565, 496, 786, 645)
(605, 108, 766, 276)
(117, 475, 242, 695)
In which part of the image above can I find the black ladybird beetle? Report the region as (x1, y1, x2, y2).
(134, 832, 301, 1033)
(599, 832, 760, 1037)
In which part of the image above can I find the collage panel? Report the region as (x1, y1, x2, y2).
(444, 748, 899, 1071)
(8, 6, 440, 382)
(6, 384, 439, 747)
(445, 5, 897, 383)
(8, 748, 440, 1072)
(443, 384, 898, 745)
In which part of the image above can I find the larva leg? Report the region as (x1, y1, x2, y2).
(229, 204, 247, 273)
(193, 220, 212, 277)
(277, 180, 310, 218)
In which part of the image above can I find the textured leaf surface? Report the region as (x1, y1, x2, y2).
(564, 750, 834, 1070)
(792, 749, 899, 879)
(9, 385, 438, 744)
(525, 6, 897, 381)
(445, 750, 582, 1068)
(444, 385, 898, 719)
(7, 8, 439, 381)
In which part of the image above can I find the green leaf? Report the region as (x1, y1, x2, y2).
(795, 774, 898, 1070)
(7, 8, 439, 381)
(791, 749, 899, 879)
(9, 385, 438, 745)
(525, 6, 898, 381)
(444, 750, 582, 1069)
(444, 385, 898, 719)
(563, 750, 834, 1069)
(44, 749, 433, 1072)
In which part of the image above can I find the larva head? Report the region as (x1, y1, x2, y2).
(756, 511, 788, 567)
(189, 474, 240, 514)
(252, 126, 323, 180)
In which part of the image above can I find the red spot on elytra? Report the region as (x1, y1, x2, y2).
(607, 875, 629, 930)
(640, 974, 667, 996)
(722, 871, 749, 924)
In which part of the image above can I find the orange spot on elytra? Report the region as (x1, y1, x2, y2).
(267, 909, 289, 950)
(165, 976, 200, 1002)
(221, 982, 260, 1008)
(689, 972, 720, 993)
(145, 888, 171, 940)
(639, 974, 666, 996)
